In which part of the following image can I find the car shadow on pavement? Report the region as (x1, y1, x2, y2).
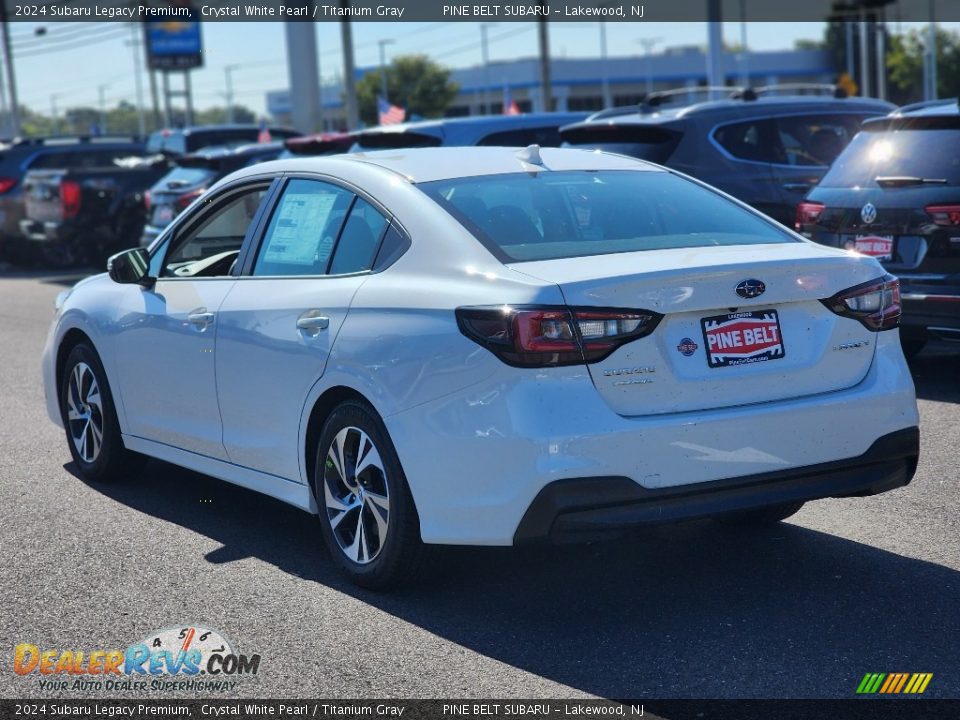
(910, 341, 960, 404)
(68, 458, 960, 699)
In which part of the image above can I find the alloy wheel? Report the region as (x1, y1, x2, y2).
(66, 361, 104, 463)
(322, 426, 391, 564)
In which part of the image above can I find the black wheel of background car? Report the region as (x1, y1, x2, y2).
(60, 343, 145, 483)
(719, 501, 805, 525)
(313, 400, 426, 589)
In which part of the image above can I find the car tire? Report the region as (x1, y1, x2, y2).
(60, 343, 145, 483)
(313, 400, 426, 589)
(719, 501, 805, 526)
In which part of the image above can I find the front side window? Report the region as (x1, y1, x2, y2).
(420, 170, 795, 263)
(253, 179, 353, 277)
(774, 115, 863, 167)
(161, 186, 268, 277)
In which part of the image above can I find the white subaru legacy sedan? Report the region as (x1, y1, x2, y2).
(42, 147, 919, 588)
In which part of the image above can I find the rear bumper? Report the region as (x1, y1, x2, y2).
(514, 427, 919, 544)
(901, 289, 960, 341)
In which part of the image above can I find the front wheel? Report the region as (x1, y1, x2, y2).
(60, 343, 144, 482)
(313, 400, 426, 589)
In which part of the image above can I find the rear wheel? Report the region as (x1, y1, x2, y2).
(313, 400, 426, 589)
(60, 343, 144, 482)
(719, 501, 805, 526)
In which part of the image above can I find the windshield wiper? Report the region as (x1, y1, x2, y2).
(875, 176, 948, 188)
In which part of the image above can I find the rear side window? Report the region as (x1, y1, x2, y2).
(561, 124, 681, 164)
(820, 127, 960, 188)
(477, 126, 563, 147)
(329, 198, 387, 275)
(713, 119, 781, 163)
(420, 170, 794, 263)
(253, 179, 353, 276)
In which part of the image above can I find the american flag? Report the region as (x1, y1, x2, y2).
(377, 96, 406, 125)
(502, 87, 520, 116)
(257, 120, 272, 143)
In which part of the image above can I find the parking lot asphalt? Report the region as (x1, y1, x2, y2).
(0, 269, 957, 700)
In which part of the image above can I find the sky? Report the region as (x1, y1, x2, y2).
(7, 19, 957, 118)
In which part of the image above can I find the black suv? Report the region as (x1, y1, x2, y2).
(797, 99, 960, 356)
(561, 87, 894, 227)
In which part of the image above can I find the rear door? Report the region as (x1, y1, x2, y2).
(216, 178, 390, 481)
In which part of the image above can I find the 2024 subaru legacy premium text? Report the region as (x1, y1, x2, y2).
(42, 146, 920, 588)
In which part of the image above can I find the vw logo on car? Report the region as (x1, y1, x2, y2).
(861, 202, 878, 225)
(735, 279, 766, 299)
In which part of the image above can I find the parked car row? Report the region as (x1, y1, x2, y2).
(0, 124, 298, 268)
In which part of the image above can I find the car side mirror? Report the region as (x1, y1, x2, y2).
(107, 247, 154, 288)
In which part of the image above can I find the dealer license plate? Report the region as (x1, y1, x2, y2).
(701, 310, 786, 368)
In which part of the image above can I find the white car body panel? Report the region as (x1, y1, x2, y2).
(40, 147, 919, 547)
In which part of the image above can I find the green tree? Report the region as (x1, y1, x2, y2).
(887, 28, 960, 105)
(355, 54, 458, 126)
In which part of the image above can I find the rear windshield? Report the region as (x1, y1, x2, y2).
(420, 170, 795, 263)
(561, 125, 681, 164)
(148, 129, 296, 155)
(352, 132, 442, 151)
(820, 128, 960, 188)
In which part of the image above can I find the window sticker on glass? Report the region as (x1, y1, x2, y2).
(260, 192, 338, 266)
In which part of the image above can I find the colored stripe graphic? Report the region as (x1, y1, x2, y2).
(856, 673, 933, 694)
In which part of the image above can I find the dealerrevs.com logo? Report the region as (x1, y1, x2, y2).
(13, 625, 260, 693)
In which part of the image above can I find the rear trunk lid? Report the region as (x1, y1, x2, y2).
(510, 243, 882, 416)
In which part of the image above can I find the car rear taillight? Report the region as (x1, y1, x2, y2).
(795, 201, 825, 230)
(821, 275, 901, 331)
(456, 305, 662, 367)
(0, 176, 17, 194)
(925, 204, 960, 226)
(176, 188, 205, 210)
(60, 180, 81, 219)
(144, 190, 152, 209)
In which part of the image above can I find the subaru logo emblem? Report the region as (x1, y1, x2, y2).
(861, 203, 877, 225)
(736, 279, 766, 299)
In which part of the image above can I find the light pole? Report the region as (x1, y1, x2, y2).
(738, 0, 749, 87)
(224, 64, 240, 123)
(340, 18, 359, 130)
(126, 23, 147, 136)
(924, 0, 937, 100)
(378, 38, 394, 101)
(480, 23, 497, 115)
(638, 37, 663, 95)
(97, 84, 110, 134)
(50, 93, 61, 135)
(599, 22, 611, 109)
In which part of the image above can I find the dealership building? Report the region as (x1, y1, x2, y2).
(265, 46, 836, 130)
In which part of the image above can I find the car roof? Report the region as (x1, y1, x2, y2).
(355, 112, 589, 144)
(888, 98, 960, 118)
(565, 95, 895, 129)
(231, 146, 661, 185)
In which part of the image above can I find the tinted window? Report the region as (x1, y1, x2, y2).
(162, 187, 268, 277)
(421, 170, 794, 263)
(562, 125, 682, 164)
(477, 126, 563, 147)
(774, 115, 862, 166)
(329, 198, 387, 275)
(253, 179, 353, 277)
(713, 119, 781, 163)
(30, 148, 142, 169)
(819, 128, 960, 188)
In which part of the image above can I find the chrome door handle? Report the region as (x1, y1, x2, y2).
(187, 311, 215, 329)
(297, 311, 330, 336)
